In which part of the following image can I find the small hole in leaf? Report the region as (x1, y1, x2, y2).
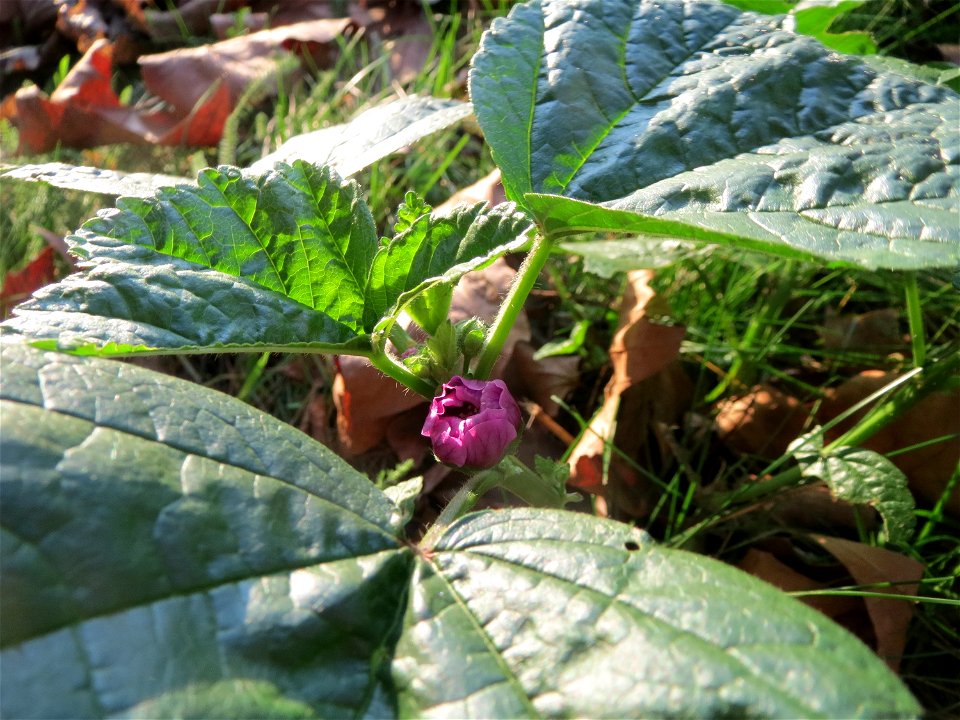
(624, 541, 640, 551)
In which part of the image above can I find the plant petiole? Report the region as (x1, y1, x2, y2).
(473, 232, 554, 379)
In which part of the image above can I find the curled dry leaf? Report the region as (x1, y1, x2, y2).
(139, 17, 353, 115)
(332, 355, 425, 457)
(567, 270, 686, 516)
(9, 39, 231, 153)
(814, 535, 925, 672)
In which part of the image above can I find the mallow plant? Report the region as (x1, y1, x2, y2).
(1, 0, 957, 717)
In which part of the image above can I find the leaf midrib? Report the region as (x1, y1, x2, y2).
(557, 8, 742, 194)
(437, 543, 827, 717)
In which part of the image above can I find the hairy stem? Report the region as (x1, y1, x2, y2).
(473, 232, 553, 379)
(420, 468, 499, 550)
(369, 349, 436, 398)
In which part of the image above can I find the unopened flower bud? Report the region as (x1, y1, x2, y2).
(421, 376, 522, 469)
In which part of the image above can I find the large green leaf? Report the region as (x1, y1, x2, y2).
(2, 342, 921, 718)
(0, 341, 408, 718)
(470, 0, 959, 270)
(1, 163, 531, 357)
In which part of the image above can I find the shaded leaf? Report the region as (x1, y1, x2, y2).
(790, 432, 916, 543)
(560, 237, 702, 278)
(715, 385, 809, 459)
(471, 0, 959, 270)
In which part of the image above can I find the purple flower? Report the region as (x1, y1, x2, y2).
(422, 376, 522, 469)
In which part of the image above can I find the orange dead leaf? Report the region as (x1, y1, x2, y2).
(9, 39, 231, 153)
(1, 246, 58, 318)
(332, 355, 426, 456)
(567, 270, 685, 515)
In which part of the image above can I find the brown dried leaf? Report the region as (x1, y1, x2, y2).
(332, 355, 425, 456)
(142, 0, 247, 41)
(56, 0, 109, 52)
(766, 483, 879, 535)
(9, 39, 231, 153)
(715, 385, 809, 458)
(139, 17, 353, 115)
(608, 270, 686, 394)
(821, 307, 905, 354)
(567, 270, 685, 516)
(813, 535, 925, 671)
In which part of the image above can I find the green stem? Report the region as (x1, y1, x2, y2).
(903, 272, 926, 368)
(473, 232, 553, 379)
(369, 349, 436, 398)
(237, 351, 271, 402)
(420, 468, 499, 550)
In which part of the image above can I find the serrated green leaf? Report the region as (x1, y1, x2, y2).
(2, 162, 378, 355)
(2, 344, 921, 717)
(2, 167, 534, 359)
(789, 432, 917, 544)
(471, 0, 959, 270)
(365, 202, 534, 330)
